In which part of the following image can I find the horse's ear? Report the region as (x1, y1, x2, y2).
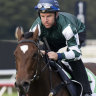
(33, 26, 39, 41)
(15, 27, 24, 41)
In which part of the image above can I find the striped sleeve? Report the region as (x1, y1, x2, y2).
(58, 24, 81, 62)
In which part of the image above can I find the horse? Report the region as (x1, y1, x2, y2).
(14, 27, 96, 96)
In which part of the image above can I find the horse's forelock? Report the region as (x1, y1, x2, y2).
(23, 32, 33, 39)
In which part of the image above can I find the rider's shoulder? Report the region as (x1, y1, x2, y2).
(34, 17, 41, 25)
(57, 12, 77, 30)
(59, 12, 76, 19)
(58, 12, 78, 23)
(30, 17, 41, 28)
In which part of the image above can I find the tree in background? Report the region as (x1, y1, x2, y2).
(0, 0, 96, 39)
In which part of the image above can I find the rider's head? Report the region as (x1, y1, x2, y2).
(35, 0, 60, 28)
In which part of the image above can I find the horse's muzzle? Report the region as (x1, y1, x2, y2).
(15, 80, 30, 94)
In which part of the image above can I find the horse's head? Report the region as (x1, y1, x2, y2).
(14, 26, 42, 94)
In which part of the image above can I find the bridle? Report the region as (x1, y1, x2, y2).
(18, 39, 41, 82)
(18, 39, 49, 82)
(16, 39, 48, 96)
(18, 39, 38, 47)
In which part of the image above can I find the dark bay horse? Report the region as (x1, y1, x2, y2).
(14, 27, 96, 96)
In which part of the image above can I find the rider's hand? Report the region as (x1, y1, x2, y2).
(40, 50, 45, 55)
(47, 51, 58, 61)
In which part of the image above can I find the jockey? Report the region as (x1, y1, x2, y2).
(29, 0, 92, 95)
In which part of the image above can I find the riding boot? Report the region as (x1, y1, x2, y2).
(69, 59, 92, 95)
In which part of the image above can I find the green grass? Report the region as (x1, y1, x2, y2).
(3, 92, 17, 96)
(1, 88, 18, 96)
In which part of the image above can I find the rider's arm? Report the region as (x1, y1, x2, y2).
(57, 24, 82, 62)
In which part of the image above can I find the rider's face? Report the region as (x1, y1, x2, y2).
(40, 12, 56, 28)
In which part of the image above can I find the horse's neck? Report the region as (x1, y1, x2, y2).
(29, 67, 50, 96)
(38, 58, 63, 87)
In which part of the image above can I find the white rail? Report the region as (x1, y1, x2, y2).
(82, 58, 96, 63)
(0, 70, 16, 96)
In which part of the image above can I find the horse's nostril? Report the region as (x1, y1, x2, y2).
(23, 81, 30, 87)
(22, 81, 30, 93)
(15, 81, 30, 93)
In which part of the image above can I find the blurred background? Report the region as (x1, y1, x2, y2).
(0, 0, 96, 39)
(0, 0, 96, 96)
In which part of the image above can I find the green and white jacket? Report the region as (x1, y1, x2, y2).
(29, 12, 85, 62)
